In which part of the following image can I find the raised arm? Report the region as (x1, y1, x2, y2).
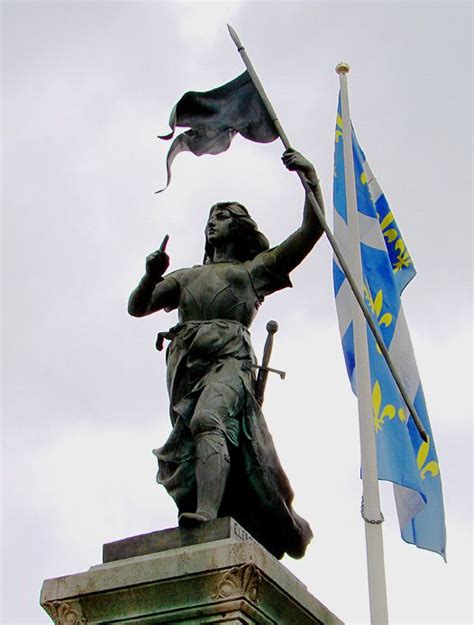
(128, 236, 180, 317)
(271, 149, 325, 274)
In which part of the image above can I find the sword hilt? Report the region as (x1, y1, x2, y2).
(255, 320, 284, 406)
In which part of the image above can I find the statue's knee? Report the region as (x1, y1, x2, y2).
(190, 410, 221, 437)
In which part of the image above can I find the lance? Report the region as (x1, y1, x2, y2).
(227, 24, 427, 443)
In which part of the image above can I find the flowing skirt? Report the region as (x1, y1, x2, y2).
(153, 319, 313, 559)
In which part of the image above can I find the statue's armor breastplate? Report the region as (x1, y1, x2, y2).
(177, 263, 259, 327)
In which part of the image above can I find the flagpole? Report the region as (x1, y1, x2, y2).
(226, 23, 427, 444)
(337, 62, 389, 624)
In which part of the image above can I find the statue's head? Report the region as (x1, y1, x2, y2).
(204, 202, 269, 264)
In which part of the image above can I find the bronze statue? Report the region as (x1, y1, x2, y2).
(129, 149, 324, 559)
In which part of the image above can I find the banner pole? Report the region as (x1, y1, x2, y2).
(227, 23, 427, 443)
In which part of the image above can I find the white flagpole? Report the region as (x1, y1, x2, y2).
(336, 62, 389, 625)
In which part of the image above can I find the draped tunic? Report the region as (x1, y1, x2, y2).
(152, 248, 313, 559)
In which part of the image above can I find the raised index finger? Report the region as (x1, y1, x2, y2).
(159, 234, 170, 252)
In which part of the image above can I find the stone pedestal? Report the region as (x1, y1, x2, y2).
(40, 518, 343, 624)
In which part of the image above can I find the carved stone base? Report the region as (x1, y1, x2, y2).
(40, 518, 343, 624)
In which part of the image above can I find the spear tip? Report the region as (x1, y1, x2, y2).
(227, 23, 243, 49)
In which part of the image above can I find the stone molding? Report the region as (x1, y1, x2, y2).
(43, 601, 87, 625)
(41, 534, 344, 624)
(213, 562, 261, 603)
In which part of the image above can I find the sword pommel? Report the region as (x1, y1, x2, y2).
(266, 320, 278, 334)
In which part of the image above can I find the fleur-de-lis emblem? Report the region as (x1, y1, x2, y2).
(378, 210, 413, 273)
(364, 282, 392, 354)
(372, 381, 395, 431)
(335, 113, 343, 143)
(379, 210, 398, 243)
(398, 406, 408, 423)
(372, 381, 408, 431)
(364, 282, 393, 329)
(393, 239, 412, 272)
(416, 435, 440, 480)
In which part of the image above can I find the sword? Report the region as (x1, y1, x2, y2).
(253, 320, 286, 406)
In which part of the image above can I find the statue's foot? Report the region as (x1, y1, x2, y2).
(178, 511, 213, 528)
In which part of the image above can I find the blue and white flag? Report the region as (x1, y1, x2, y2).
(333, 95, 446, 559)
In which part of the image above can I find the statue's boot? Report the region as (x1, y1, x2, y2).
(179, 431, 230, 528)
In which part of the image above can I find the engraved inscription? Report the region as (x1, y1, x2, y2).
(231, 520, 258, 546)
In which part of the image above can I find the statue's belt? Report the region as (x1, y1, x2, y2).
(155, 319, 285, 407)
(155, 319, 249, 352)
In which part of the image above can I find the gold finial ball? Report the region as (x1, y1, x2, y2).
(335, 62, 351, 75)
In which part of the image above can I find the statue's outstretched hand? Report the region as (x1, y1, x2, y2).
(282, 149, 318, 185)
(145, 234, 170, 281)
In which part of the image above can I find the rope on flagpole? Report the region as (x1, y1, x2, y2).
(227, 23, 427, 443)
(361, 496, 385, 525)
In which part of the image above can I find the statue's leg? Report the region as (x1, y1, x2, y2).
(194, 430, 230, 520)
(179, 376, 241, 527)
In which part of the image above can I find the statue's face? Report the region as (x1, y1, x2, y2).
(206, 206, 237, 246)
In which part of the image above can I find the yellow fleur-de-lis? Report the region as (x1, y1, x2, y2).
(372, 381, 396, 431)
(416, 435, 440, 480)
(377, 210, 413, 273)
(372, 381, 408, 431)
(379, 210, 398, 244)
(335, 113, 343, 143)
(363, 282, 393, 354)
(364, 283, 393, 328)
(393, 239, 412, 272)
(398, 407, 408, 423)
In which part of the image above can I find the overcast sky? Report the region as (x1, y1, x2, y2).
(1, 2, 472, 624)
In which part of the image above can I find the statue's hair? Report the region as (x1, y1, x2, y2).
(203, 202, 270, 264)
